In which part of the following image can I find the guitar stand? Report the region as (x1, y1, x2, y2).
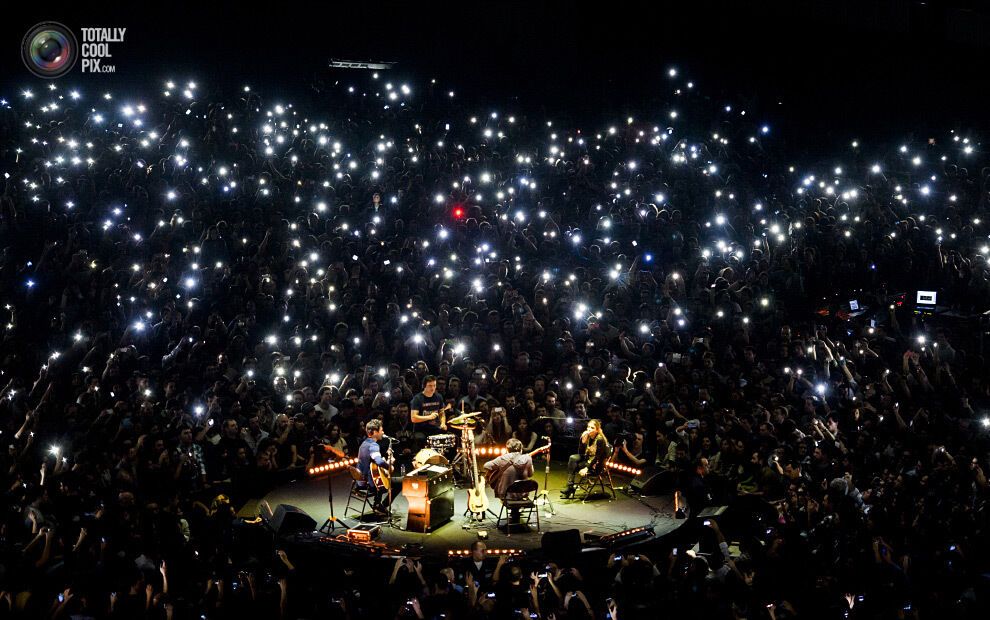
(461, 508, 499, 531)
(462, 508, 486, 521)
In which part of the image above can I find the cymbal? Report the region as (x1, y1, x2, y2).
(448, 423, 477, 430)
(447, 411, 483, 425)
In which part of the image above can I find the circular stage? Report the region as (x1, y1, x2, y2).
(261, 464, 685, 555)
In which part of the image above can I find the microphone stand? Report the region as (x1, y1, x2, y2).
(384, 438, 401, 529)
(533, 438, 555, 516)
(319, 450, 348, 534)
(320, 462, 342, 533)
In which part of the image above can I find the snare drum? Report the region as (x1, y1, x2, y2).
(427, 434, 457, 451)
(412, 448, 449, 469)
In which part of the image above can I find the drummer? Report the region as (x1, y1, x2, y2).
(410, 375, 451, 447)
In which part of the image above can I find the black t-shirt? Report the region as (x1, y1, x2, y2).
(410, 391, 445, 431)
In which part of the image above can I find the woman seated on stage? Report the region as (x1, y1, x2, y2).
(560, 419, 610, 499)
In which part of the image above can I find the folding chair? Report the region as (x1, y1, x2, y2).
(495, 479, 540, 535)
(344, 466, 373, 519)
(576, 448, 617, 503)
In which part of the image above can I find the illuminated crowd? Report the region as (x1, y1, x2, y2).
(1, 69, 989, 619)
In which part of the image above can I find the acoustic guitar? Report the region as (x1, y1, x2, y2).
(370, 438, 395, 491)
(370, 461, 391, 491)
(463, 430, 489, 516)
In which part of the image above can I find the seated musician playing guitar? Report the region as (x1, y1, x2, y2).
(483, 438, 535, 502)
(357, 419, 400, 516)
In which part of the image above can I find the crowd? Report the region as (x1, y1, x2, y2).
(1, 69, 989, 619)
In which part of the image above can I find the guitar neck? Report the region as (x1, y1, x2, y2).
(529, 441, 551, 458)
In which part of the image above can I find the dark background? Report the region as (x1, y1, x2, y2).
(2, 1, 989, 155)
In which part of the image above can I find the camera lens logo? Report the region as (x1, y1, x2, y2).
(21, 22, 78, 79)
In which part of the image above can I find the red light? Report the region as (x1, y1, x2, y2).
(452, 205, 465, 219)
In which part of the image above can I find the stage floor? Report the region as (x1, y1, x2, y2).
(261, 465, 684, 554)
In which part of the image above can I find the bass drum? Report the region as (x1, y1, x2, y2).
(412, 448, 449, 469)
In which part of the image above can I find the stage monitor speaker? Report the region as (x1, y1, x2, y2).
(541, 529, 581, 559)
(270, 504, 317, 537)
(629, 467, 674, 496)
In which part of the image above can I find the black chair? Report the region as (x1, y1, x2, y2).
(344, 466, 373, 519)
(577, 461, 615, 504)
(495, 479, 540, 535)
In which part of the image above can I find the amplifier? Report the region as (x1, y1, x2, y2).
(403, 465, 455, 533)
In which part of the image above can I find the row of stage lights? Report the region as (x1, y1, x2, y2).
(448, 548, 523, 557)
(606, 460, 643, 476)
(307, 457, 359, 476)
(308, 455, 641, 477)
(475, 445, 509, 457)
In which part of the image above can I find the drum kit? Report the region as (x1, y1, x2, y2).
(409, 411, 485, 482)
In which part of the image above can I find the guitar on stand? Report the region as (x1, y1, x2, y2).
(448, 408, 482, 482)
(463, 428, 490, 521)
(447, 406, 491, 521)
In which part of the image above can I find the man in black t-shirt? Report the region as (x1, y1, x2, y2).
(409, 375, 450, 439)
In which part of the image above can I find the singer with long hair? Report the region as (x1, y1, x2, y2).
(560, 419, 609, 499)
